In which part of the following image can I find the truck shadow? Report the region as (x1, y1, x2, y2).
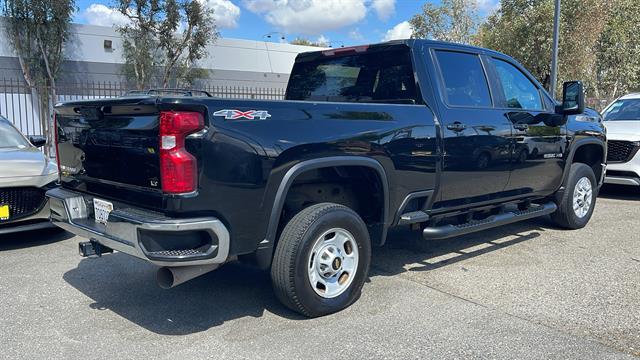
(63, 257, 302, 335)
(63, 218, 549, 335)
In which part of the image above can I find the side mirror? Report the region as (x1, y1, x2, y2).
(558, 81, 584, 115)
(29, 135, 47, 148)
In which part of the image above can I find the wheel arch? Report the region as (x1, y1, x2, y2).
(264, 157, 390, 253)
(563, 138, 606, 190)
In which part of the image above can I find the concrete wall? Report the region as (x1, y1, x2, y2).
(0, 22, 323, 89)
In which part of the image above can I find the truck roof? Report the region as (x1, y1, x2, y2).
(295, 39, 510, 62)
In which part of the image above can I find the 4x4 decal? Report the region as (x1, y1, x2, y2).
(213, 109, 272, 120)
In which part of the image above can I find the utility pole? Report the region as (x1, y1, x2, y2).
(550, 0, 561, 99)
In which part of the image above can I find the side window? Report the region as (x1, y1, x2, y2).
(493, 59, 543, 110)
(434, 50, 492, 107)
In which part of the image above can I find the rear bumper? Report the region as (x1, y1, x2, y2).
(46, 187, 230, 267)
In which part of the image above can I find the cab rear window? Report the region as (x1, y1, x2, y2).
(286, 48, 418, 104)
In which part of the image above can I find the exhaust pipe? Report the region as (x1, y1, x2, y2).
(156, 264, 219, 289)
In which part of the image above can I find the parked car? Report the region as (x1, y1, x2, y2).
(601, 93, 640, 186)
(47, 40, 606, 317)
(0, 116, 58, 235)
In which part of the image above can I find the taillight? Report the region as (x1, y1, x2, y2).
(53, 113, 61, 180)
(159, 111, 204, 193)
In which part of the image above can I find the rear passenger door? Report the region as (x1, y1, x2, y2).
(431, 49, 513, 207)
(488, 57, 567, 194)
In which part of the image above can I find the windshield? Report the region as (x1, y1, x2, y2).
(0, 119, 30, 149)
(602, 98, 640, 121)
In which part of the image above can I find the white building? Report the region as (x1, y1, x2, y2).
(0, 23, 322, 89)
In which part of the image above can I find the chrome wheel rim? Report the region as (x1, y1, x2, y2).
(307, 228, 359, 299)
(573, 177, 593, 218)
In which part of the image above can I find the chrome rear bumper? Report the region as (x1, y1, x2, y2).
(46, 187, 230, 267)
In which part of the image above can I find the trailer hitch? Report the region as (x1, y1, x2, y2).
(78, 239, 113, 258)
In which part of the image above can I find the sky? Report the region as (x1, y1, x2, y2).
(74, 0, 500, 47)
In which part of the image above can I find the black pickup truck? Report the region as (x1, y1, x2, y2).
(48, 40, 606, 317)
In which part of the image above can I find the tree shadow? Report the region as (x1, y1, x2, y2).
(0, 227, 74, 250)
(63, 255, 304, 336)
(598, 184, 640, 201)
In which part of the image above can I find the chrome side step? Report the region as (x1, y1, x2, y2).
(422, 202, 557, 240)
(398, 210, 429, 225)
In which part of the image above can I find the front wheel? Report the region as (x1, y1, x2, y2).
(270, 203, 371, 317)
(550, 163, 597, 229)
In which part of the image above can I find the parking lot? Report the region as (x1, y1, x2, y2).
(0, 185, 638, 359)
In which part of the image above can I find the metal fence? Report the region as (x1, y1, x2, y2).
(0, 78, 286, 140)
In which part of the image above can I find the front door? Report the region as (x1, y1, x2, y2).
(432, 50, 512, 207)
(488, 57, 567, 194)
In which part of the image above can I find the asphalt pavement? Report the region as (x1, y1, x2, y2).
(0, 184, 638, 359)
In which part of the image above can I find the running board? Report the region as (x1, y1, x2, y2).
(422, 202, 557, 240)
(398, 210, 429, 225)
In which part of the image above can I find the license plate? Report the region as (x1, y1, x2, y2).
(0, 204, 9, 220)
(93, 198, 113, 225)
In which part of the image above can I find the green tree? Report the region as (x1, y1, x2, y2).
(478, 0, 608, 97)
(1, 0, 76, 152)
(117, 0, 217, 89)
(1, 0, 75, 96)
(595, 0, 640, 99)
(409, 0, 479, 44)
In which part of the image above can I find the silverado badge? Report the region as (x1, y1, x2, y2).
(213, 109, 272, 120)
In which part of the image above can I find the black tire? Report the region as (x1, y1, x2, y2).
(270, 203, 371, 317)
(550, 163, 598, 229)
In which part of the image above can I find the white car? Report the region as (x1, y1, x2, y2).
(602, 93, 640, 186)
(0, 116, 58, 234)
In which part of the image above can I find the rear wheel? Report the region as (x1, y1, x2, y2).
(551, 163, 597, 229)
(270, 203, 371, 317)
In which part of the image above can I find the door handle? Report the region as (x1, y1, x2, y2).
(514, 123, 529, 131)
(446, 122, 467, 131)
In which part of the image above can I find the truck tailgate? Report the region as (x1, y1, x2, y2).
(55, 97, 164, 207)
